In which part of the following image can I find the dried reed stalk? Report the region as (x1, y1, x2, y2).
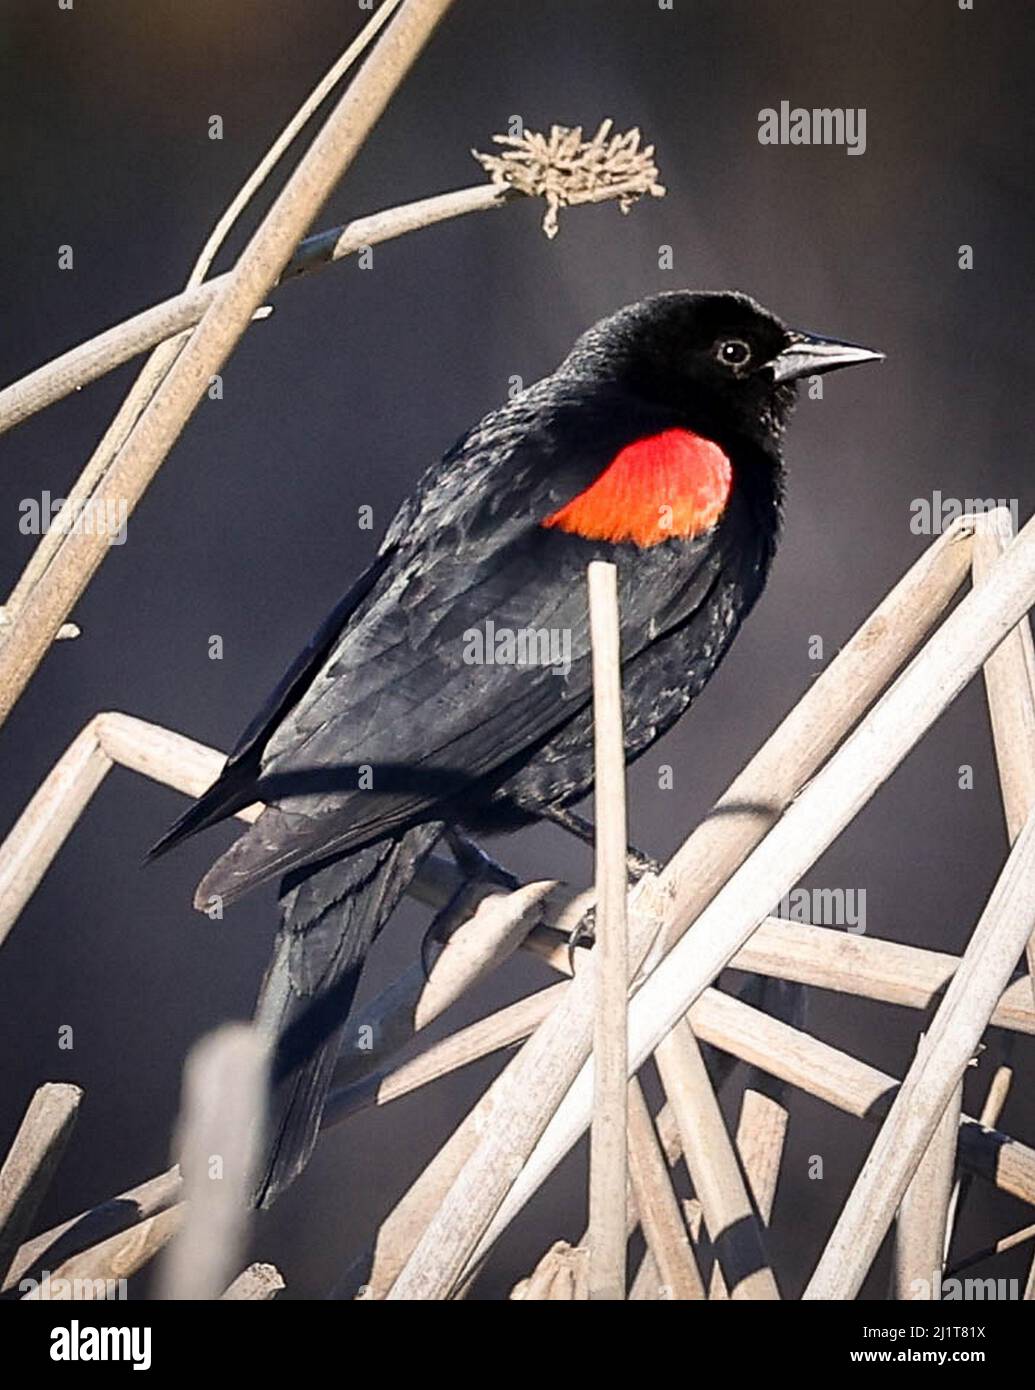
(625, 1081, 704, 1300)
(734, 1089, 788, 1226)
(946, 1060, 1011, 1273)
(221, 1262, 285, 1300)
(324, 983, 566, 1125)
(0, 140, 663, 441)
(734, 978, 801, 1232)
(13, 716, 1035, 1052)
(972, 511, 1035, 994)
(655, 1020, 778, 1299)
(21, 1206, 184, 1299)
(333, 880, 555, 1089)
(4, 1167, 181, 1292)
(972, 512, 1035, 1300)
(732, 917, 1035, 1034)
(586, 562, 630, 1300)
(806, 810, 1035, 1298)
(628, 1250, 663, 1300)
(412, 969, 1035, 1298)
(0, 1083, 82, 1283)
(892, 1081, 962, 1299)
(0, 185, 497, 442)
(509, 1242, 588, 1300)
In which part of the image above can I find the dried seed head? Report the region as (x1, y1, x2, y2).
(473, 119, 666, 239)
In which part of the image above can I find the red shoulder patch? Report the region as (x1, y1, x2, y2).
(541, 429, 732, 548)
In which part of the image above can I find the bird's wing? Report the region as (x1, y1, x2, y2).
(197, 517, 725, 905)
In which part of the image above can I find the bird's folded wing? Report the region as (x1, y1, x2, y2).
(199, 521, 721, 903)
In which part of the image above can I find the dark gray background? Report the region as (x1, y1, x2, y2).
(1, 0, 1033, 1299)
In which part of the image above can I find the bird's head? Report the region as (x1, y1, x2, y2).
(564, 290, 884, 453)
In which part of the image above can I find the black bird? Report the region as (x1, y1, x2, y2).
(151, 290, 882, 1206)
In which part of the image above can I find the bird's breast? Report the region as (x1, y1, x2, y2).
(541, 428, 732, 549)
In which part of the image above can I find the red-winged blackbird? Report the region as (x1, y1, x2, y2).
(151, 291, 881, 1206)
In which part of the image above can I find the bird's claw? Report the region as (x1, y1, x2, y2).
(627, 847, 662, 880)
(566, 906, 596, 976)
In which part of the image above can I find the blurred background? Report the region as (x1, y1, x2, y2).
(1, 0, 1033, 1299)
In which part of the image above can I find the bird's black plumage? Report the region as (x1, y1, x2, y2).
(152, 290, 882, 1205)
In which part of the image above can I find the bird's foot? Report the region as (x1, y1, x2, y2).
(626, 845, 662, 880)
(566, 905, 595, 976)
(544, 805, 661, 882)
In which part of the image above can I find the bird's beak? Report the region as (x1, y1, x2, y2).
(768, 331, 885, 383)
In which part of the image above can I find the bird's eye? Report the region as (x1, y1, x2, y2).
(717, 338, 752, 368)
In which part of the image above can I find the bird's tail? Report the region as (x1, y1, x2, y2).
(252, 821, 443, 1209)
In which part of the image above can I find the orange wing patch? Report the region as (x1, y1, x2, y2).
(541, 429, 732, 548)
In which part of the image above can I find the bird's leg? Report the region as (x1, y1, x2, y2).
(418, 827, 520, 979)
(543, 806, 662, 972)
(543, 805, 662, 879)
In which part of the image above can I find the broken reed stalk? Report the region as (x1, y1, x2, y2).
(586, 562, 629, 1300)
(625, 1081, 704, 1300)
(452, 508, 1035, 1298)
(972, 511, 1035, 1001)
(892, 1081, 962, 1299)
(157, 1024, 268, 1301)
(731, 979, 801, 1245)
(0, 0, 457, 730)
(220, 1262, 285, 1300)
(944, 1061, 1012, 1261)
(0, 1083, 82, 1283)
(962, 1062, 1023, 1284)
(543, 1081, 692, 1302)
(654, 1019, 778, 1299)
(806, 810, 1035, 1299)
(333, 880, 555, 1090)
(21, 1206, 184, 1299)
(949, 1220, 1035, 1278)
(509, 1242, 588, 1300)
(2, 0, 405, 626)
(3, 1167, 181, 1293)
(324, 982, 567, 1125)
(734, 1088, 788, 1226)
